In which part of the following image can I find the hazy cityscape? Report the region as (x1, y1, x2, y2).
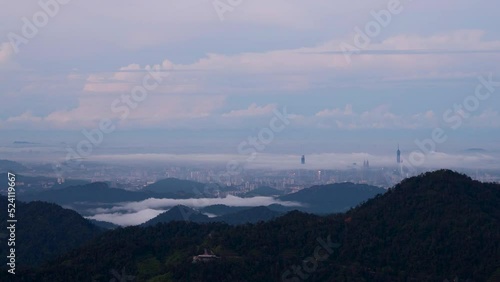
(1, 0, 500, 281)
(4, 154, 500, 193)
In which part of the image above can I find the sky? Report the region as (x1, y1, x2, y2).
(1, 0, 500, 168)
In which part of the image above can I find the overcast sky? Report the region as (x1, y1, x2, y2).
(1, 1, 500, 165)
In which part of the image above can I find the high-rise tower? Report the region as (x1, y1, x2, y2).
(397, 145, 401, 164)
(301, 155, 305, 165)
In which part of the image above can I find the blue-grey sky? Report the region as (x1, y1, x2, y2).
(1, 0, 500, 167)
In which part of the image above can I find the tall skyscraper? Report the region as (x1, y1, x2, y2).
(301, 155, 305, 164)
(397, 145, 401, 164)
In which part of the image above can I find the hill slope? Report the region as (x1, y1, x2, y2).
(243, 186, 284, 197)
(143, 205, 283, 226)
(143, 178, 216, 198)
(199, 204, 249, 216)
(216, 206, 282, 225)
(142, 205, 210, 226)
(0, 160, 28, 173)
(0, 197, 103, 267)
(19, 182, 153, 205)
(279, 182, 386, 214)
(325, 169, 500, 281)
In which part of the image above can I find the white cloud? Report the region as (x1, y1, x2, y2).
(467, 109, 500, 128)
(0, 42, 18, 70)
(3, 101, 498, 131)
(316, 104, 354, 117)
(222, 103, 277, 117)
(86, 208, 165, 226)
(94, 195, 302, 214)
(0, 42, 14, 64)
(312, 104, 439, 129)
(79, 29, 500, 97)
(6, 111, 42, 123)
(86, 195, 303, 226)
(2, 26, 500, 131)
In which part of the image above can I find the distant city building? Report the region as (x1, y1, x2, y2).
(301, 155, 305, 165)
(363, 160, 370, 168)
(397, 145, 401, 164)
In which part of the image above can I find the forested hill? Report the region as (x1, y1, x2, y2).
(279, 182, 386, 214)
(329, 169, 500, 281)
(3, 170, 499, 281)
(0, 197, 103, 267)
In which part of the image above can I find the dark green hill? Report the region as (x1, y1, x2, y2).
(216, 206, 282, 225)
(199, 204, 249, 216)
(142, 205, 210, 227)
(0, 197, 103, 267)
(243, 186, 284, 197)
(279, 182, 386, 214)
(266, 203, 298, 213)
(49, 179, 90, 190)
(19, 212, 332, 282)
(324, 169, 500, 281)
(0, 173, 89, 195)
(143, 205, 282, 227)
(19, 182, 154, 205)
(88, 219, 120, 230)
(0, 160, 28, 173)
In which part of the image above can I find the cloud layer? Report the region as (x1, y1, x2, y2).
(86, 195, 302, 226)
